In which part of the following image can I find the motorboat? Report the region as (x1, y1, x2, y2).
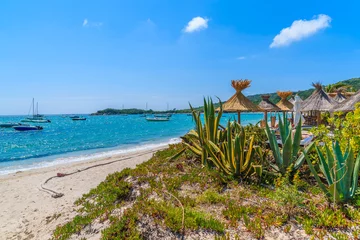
(13, 125, 43, 131)
(72, 117, 86, 121)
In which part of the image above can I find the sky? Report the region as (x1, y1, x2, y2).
(0, 0, 360, 114)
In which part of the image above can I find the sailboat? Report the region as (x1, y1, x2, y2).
(146, 116, 170, 122)
(154, 103, 172, 118)
(21, 99, 51, 123)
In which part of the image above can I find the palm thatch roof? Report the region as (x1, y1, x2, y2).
(276, 91, 294, 111)
(258, 95, 281, 112)
(222, 80, 261, 112)
(333, 91, 347, 103)
(301, 82, 338, 112)
(331, 90, 360, 112)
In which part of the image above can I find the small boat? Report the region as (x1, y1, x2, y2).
(0, 123, 20, 128)
(72, 117, 86, 121)
(146, 117, 170, 122)
(154, 114, 171, 118)
(187, 114, 192, 116)
(13, 125, 43, 131)
(21, 118, 51, 123)
(69, 116, 80, 119)
(21, 99, 51, 123)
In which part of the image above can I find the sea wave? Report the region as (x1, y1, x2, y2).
(0, 137, 181, 176)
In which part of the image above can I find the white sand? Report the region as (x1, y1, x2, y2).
(0, 147, 165, 240)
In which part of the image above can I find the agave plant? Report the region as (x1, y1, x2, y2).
(171, 98, 225, 166)
(305, 141, 360, 203)
(205, 121, 259, 179)
(265, 115, 314, 175)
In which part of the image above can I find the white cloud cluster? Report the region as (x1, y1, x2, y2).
(184, 17, 209, 33)
(270, 14, 331, 48)
(83, 18, 88, 26)
(237, 56, 246, 60)
(83, 18, 103, 27)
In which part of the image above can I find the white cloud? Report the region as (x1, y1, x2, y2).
(83, 18, 88, 26)
(237, 56, 246, 60)
(270, 14, 331, 48)
(83, 18, 103, 27)
(184, 16, 209, 33)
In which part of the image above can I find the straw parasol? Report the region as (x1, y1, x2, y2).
(301, 83, 338, 112)
(222, 79, 261, 123)
(301, 82, 338, 125)
(333, 91, 347, 103)
(331, 90, 360, 112)
(258, 95, 280, 123)
(276, 91, 294, 124)
(276, 91, 294, 111)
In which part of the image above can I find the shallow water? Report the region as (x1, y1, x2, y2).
(0, 113, 263, 174)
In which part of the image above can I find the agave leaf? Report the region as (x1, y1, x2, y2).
(207, 140, 225, 162)
(315, 146, 333, 185)
(265, 122, 283, 168)
(325, 144, 335, 181)
(168, 148, 186, 161)
(294, 142, 315, 170)
(304, 150, 332, 199)
(350, 152, 360, 197)
(205, 141, 231, 175)
(331, 143, 346, 195)
(282, 133, 293, 171)
(183, 142, 202, 156)
(278, 115, 286, 144)
(292, 119, 302, 160)
(245, 135, 255, 169)
(343, 146, 354, 200)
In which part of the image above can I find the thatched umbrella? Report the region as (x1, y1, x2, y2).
(276, 91, 294, 123)
(301, 82, 338, 125)
(222, 79, 261, 124)
(258, 95, 280, 123)
(276, 91, 294, 111)
(333, 91, 347, 103)
(331, 90, 360, 112)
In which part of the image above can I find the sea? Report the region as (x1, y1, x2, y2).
(0, 113, 264, 175)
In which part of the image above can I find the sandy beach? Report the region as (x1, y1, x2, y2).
(0, 146, 165, 240)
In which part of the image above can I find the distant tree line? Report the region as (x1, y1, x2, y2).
(92, 78, 360, 115)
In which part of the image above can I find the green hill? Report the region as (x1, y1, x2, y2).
(92, 78, 360, 115)
(247, 77, 360, 104)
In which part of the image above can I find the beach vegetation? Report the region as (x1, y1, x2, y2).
(53, 95, 360, 239)
(265, 115, 314, 175)
(305, 141, 360, 203)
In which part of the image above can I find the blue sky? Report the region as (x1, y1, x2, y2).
(0, 0, 359, 114)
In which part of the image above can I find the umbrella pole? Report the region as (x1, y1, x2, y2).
(317, 111, 321, 126)
(264, 111, 268, 123)
(237, 111, 241, 124)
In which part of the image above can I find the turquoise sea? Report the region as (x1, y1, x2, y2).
(0, 113, 264, 175)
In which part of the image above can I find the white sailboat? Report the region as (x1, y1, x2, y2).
(21, 98, 51, 123)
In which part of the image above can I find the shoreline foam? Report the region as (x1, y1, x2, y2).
(0, 137, 181, 176)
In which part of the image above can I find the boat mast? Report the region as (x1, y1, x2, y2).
(32, 98, 35, 117)
(36, 102, 38, 116)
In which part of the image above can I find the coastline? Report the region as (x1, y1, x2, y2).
(0, 137, 181, 176)
(0, 144, 168, 240)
